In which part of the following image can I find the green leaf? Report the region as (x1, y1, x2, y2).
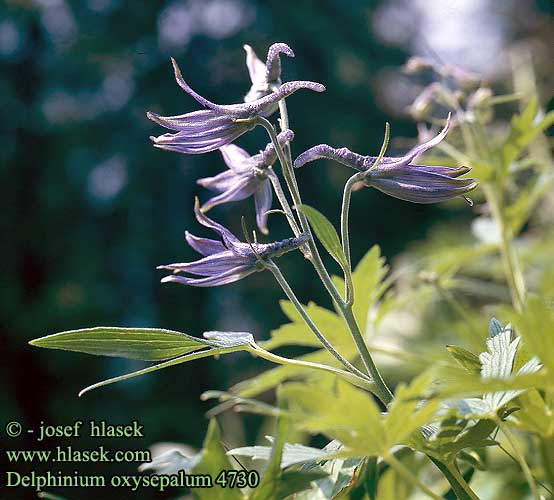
(228, 438, 329, 468)
(279, 379, 384, 458)
(248, 412, 327, 500)
(249, 415, 289, 500)
(351, 245, 389, 331)
(263, 300, 354, 352)
(512, 295, 554, 374)
(434, 420, 497, 459)
(274, 470, 330, 499)
(500, 97, 554, 174)
(508, 389, 552, 436)
(29, 329, 255, 396)
(293, 444, 363, 500)
(299, 204, 349, 274)
(230, 350, 339, 399)
(332, 456, 379, 500)
(191, 419, 244, 500)
(202, 391, 283, 418)
(446, 346, 481, 374)
(506, 168, 554, 234)
(385, 372, 438, 447)
(429, 363, 548, 401)
(29, 327, 225, 361)
(374, 451, 418, 500)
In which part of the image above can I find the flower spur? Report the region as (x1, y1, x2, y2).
(243, 42, 295, 103)
(148, 56, 323, 155)
(294, 119, 477, 204)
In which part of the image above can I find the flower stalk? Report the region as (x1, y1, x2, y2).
(266, 260, 371, 385)
(261, 103, 395, 405)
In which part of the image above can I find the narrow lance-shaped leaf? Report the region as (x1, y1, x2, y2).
(299, 204, 350, 276)
(29, 327, 238, 361)
(31, 330, 255, 396)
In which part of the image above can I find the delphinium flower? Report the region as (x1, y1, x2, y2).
(403, 56, 481, 89)
(243, 42, 294, 103)
(403, 56, 491, 122)
(148, 55, 323, 154)
(157, 200, 309, 287)
(197, 129, 294, 235)
(294, 119, 477, 204)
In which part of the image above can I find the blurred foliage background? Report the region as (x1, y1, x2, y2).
(1, 1, 552, 499)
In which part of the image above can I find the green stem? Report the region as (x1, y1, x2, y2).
(483, 184, 526, 312)
(265, 167, 301, 236)
(247, 343, 374, 392)
(385, 452, 445, 500)
(540, 435, 554, 496)
(267, 260, 371, 383)
(497, 418, 540, 500)
(257, 115, 345, 307)
(341, 172, 365, 305)
(260, 107, 393, 404)
(340, 305, 393, 405)
(430, 458, 480, 500)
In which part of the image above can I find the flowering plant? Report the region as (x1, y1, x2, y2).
(30, 42, 554, 500)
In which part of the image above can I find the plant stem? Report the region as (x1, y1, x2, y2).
(257, 115, 345, 307)
(457, 116, 526, 313)
(340, 304, 393, 405)
(483, 184, 526, 312)
(341, 172, 365, 304)
(267, 260, 371, 383)
(430, 458, 480, 500)
(385, 452, 445, 500)
(265, 167, 301, 236)
(260, 112, 395, 403)
(497, 418, 540, 500)
(247, 343, 374, 392)
(540, 435, 554, 495)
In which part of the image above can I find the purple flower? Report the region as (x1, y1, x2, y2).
(403, 56, 481, 88)
(197, 130, 294, 235)
(243, 43, 295, 103)
(157, 200, 308, 287)
(294, 120, 478, 204)
(148, 57, 323, 155)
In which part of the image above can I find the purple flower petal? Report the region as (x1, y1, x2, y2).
(390, 116, 451, 167)
(243, 44, 267, 87)
(200, 176, 260, 211)
(219, 144, 253, 173)
(366, 169, 478, 204)
(254, 180, 273, 235)
(198, 169, 245, 192)
(193, 199, 242, 249)
(184, 231, 226, 256)
(161, 265, 257, 287)
(157, 251, 248, 276)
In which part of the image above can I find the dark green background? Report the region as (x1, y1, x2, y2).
(1, 1, 551, 498)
